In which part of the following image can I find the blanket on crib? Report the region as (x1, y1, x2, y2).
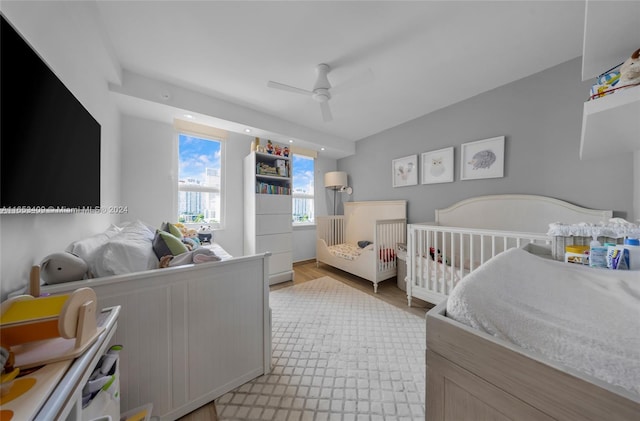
(446, 248, 640, 397)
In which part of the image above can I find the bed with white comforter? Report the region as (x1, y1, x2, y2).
(446, 247, 640, 397)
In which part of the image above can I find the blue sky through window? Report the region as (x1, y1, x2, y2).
(292, 155, 314, 194)
(179, 134, 221, 183)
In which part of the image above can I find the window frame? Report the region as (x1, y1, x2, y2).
(176, 130, 226, 230)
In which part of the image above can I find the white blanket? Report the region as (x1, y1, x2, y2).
(446, 248, 640, 397)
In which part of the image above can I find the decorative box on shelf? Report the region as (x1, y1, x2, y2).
(547, 220, 640, 261)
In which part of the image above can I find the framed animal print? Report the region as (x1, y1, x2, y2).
(421, 147, 454, 184)
(392, 154, 418, 187)
(460, 136, 505, 180)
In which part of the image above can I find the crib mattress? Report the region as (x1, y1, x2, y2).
(446, 247, 640, 397)
(327, 243, 363, 261)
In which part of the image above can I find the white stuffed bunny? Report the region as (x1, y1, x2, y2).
(618, 48, 640, 89)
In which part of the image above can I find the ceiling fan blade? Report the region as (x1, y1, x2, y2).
(330, 68, 375, 97)
(267, 80, 313, 96)
(320, 101, 333, 122)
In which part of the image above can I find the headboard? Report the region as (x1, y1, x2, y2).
(344, 201, 407, 244)
(435, 195, 612, 234)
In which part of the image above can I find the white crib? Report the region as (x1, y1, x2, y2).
(316, 200, 406, 292)
(406, 194, 612, 306)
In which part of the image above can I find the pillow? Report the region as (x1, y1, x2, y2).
(65, 224, 121, 271)
(160, 222, 183, 239)
(358, 240, 372, 248)
(152, 230, 189, 259)
(92, 220, 158, 278)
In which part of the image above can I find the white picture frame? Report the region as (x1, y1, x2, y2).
(392, 155, 418, 187)
(460, 136, 505, 180)
(421, 147, 454, 184)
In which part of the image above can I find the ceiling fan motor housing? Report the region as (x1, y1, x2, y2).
(312, 88, 330, 102)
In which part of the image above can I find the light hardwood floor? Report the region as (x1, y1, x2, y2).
(177, 260, 433, 420)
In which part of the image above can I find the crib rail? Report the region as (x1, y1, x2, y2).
(317, 216, 345, 246)
(407, 223, 549, 305)
(375, 218, 407, 273)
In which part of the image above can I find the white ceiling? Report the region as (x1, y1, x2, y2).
(95, 1, 586, 158)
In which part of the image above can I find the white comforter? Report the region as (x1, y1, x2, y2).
(446, 248, 640, 397)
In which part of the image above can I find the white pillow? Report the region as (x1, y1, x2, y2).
(66, 224, 121, 271)
(92, 220, 159, 278)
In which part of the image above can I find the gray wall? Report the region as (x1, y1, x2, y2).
(339, 58, 634, 223)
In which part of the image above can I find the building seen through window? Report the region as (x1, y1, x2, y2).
(178, 134, 222, 227)
(292, 154, 314, 224)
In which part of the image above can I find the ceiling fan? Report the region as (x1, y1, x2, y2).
(266, 63, 336, 122)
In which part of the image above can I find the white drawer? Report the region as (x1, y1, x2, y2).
(256, 214, 292, 235)
(269, 251, 292, 275)
(256, 233, 292, 254)
(256, 194, 292, 214)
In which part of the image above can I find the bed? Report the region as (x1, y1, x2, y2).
(37, 222, 271, 421)
(426, 247, 640, 421)
(316, 200, 406, 292)
(406, 194, 612, 305)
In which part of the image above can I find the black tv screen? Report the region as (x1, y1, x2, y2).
(1, 14, 100, 212)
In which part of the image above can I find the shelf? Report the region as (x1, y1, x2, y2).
(257, 174, 291, 181)
(580, 86, 640, 160)
(579, 0, 639, 161)
(256, 151, 290, 161)
(582, 1, 640, 81)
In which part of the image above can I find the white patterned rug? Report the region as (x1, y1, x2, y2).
(215, 276, 426, 421)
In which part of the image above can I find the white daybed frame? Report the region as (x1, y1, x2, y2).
(41, 253, 271, 421)
(407, 194, 612, 305)
(316, 200, 406, 292)
(426, 296, 640, 421)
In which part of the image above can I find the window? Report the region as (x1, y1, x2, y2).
(292, 154, 314, 224)
(177, 133, 223, 228)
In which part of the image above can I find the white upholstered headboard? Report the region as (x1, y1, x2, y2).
(435, 195, 612, 234)
(344, 201, 407, 244)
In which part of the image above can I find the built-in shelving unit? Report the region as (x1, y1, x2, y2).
(579, 0, 640, 160)
(244, 150, 294, 285)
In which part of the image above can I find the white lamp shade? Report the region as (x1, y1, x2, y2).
(324, 171, 348, 189)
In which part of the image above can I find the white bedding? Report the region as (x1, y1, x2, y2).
(446, 248, 640, 396)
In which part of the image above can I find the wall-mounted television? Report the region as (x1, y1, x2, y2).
(1, 14, 101, 213)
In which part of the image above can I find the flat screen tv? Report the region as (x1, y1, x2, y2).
(1, 14, 100, 213)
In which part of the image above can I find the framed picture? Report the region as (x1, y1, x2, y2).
(392, 154, 418, 187)
(421, 147, 454, 184)
(460, 136, 505, 180)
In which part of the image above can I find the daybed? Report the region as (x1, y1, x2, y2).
(426, 247, 640, 421)
(39, 221, 271, 421)
(316, 200, 406, 292)
(406, 194, 612, 305)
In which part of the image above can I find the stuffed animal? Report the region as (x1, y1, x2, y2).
(618, 48, 640, 89)
(198, 225, 213, 244)
(40, 252, 89, 284)
(182, 228, 201, 250)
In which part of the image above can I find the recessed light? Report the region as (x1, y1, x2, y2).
(245, 129, 252, 133)
(184, 114, 194, 119)
(289, 139, 294, 143)
(321, 147, 325, 151)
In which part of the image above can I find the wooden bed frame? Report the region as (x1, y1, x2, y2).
(426, 301, 640, 420)
(41, 253, 271, 421)
(316, 200, 406, 292)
